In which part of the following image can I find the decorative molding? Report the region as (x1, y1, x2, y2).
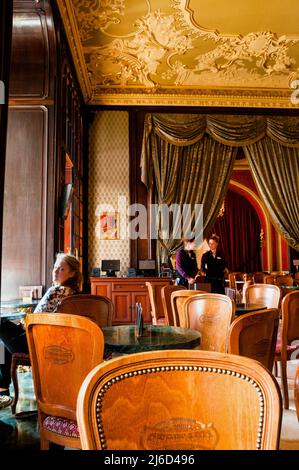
(56, 0, 92, 102)
(56, 0, 299, 107)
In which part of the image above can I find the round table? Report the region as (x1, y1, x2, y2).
(235, 303, 267, 315)
(102, 325, 201, 354)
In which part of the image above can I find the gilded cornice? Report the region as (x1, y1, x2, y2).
(57, 0, 299, 108)
(56, 0, 92, 102)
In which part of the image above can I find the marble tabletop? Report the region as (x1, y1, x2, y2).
(235, 303, 267, 315)
(102, 325, 201, 354)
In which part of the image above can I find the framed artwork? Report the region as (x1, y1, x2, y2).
(99, 212, 119, 240)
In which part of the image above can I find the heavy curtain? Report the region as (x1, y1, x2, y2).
(213, 190, 262, 273)
(244, 137, 299, 251)
(141, 114, 236, 263)
(141, 114, 299, 264)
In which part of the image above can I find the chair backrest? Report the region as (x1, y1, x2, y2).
(161, 285, 186, 326)
(295, 364, 299, 421)
(253, 272, 266, 284)
(275, 275, 294, 287)
(264, 275, 275, 285)
(57, 294, 113, 327)
(170, 289, 205, 327)
(26, 313, 104, 421)
(227, 308, 280, 371)
(77, 350, 282, 450)
(245, 284, 281, 309)
(280, 290, 299, 351)
(146, 281, 172, 324)
(228, 272, 244, 289)
(182, 293, 235, 352)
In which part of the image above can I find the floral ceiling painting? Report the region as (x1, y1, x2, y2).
(57, 0, 299, 107)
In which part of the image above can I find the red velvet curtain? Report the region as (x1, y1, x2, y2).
(212, 190, 262, 273)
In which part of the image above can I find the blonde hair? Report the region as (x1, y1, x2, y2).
(54, 253, 82, 291)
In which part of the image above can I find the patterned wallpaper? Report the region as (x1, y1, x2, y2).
(88, 111, 130, 277)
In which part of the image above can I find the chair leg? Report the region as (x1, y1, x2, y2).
(40, 435, 50, 450)
(273, 361, 278, 377)
(10, 357, 19, 414)
(280, 359, 289, 409)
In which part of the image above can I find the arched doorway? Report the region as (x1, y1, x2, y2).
(212, 189, 262, 273)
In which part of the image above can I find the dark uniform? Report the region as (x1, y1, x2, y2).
(201, 250, 226, 294)
(176, 248, 198, 287)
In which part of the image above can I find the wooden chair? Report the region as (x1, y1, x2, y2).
(274, 291, 299, 409)
(11, 294, 113, 415)
(170, 289, 205, 327)
(227, 308, 280, 372)
(228, 272, 244, 290)
(295, 364, 299, 421)
(26, 313, 104, 449)
(245, 284, 281, 309)
(264, 275, 275, 285)
(76, 350, 282, 450)
(146, 281, 170, 325)
(182, 294, 235, 352)
(161, 285, 186, 326)
(275, 275, 294, 287)
(253, 272, 266, 283)
(57, 294, 114, 327)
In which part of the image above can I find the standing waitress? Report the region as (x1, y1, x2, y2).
(175, 237, 199, 288)
(201, 234, 227, 294)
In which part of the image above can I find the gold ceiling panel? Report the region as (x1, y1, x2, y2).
(57, 0, 299, 107)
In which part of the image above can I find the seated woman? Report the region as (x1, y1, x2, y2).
(0, 253, 82, 407)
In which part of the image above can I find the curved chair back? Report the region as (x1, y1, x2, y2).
(295, 364, 299, 421)
(228, 272, 245, 289)
(182, 294, 235, 352)
(146, 281, 172, 325)
(228, 308, 280, 371)
(170, 289, 205, 327)
(245, 284, 281, 309)
(57, 294, 113, 327)
(275, 291, 299, 409)
(161, 285, 186, 326)
(26, 313, 104, 449)
(275, 275, 294, 287)
(264, 275, 275, 285)
(77, 350, 282, 450)
(253, 272, 266, 283)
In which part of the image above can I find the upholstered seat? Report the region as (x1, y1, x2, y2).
(26, 313, 104, 449)
(43, 416, 80, 439)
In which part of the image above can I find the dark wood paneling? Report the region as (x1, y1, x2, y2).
(2, 107, 48, 299)
(0, 1, 13, 297)
(9, 2, 52, 99)
(129, 111, 152, 268)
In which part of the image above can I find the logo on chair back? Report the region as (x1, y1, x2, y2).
(43, 345, 74, 365)
(141, 418, 218, 450)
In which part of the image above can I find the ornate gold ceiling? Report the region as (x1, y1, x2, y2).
(57, 0, 299, 107)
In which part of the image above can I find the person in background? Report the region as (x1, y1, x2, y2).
(200, 234, 227, 294)
(175, 237, 199, 288)
(0, 253, 82, 408)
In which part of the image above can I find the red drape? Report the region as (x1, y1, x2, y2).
(212, 190, 262, 273)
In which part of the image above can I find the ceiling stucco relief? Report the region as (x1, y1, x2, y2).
(57, 0, 299, 107)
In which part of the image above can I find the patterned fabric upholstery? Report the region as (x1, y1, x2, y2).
(43, 416, 80, 439)
(275, 340, 299, 357)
